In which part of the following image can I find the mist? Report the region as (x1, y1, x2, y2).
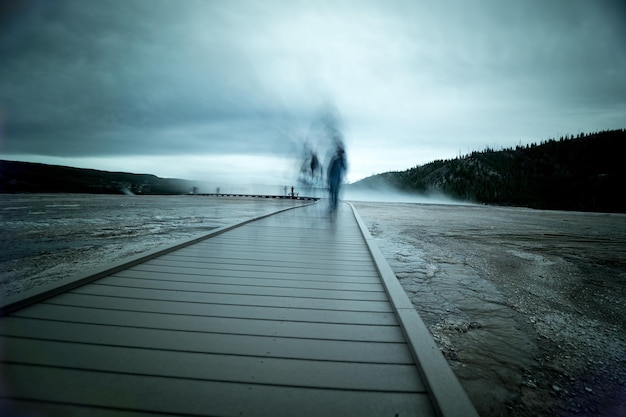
(344, 184, 464, 205)
(343, 167, 465, 205)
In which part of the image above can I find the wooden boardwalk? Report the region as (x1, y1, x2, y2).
(0, 202, 478, 417)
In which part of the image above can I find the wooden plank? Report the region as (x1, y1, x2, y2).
(196, 225, 364, 238)
(1, 336, 423, 392)
(142, 258, 377, 276)
(95, 276, 388, 302)
(189, 235, 365, 254)
(70, 285, 394, 312)
(162, 251, 375, 268)
(177, 233, 367, 246)
(145, 255, 377, 273)
(208, 223, 364, 233)
(194, 238, 369, 256)
(0, 399, 172, 417)
(208, 239, 367, 250)
(212, 232, 366, 242)
(1, 364, 435, 417)
(0, 317, 415, 364)
(111, 269, 385, 292)
(14, 304, 404, 342)
(44, 293, 399, 325)
(128, 263, 381, 284)
(172, 243, 371, 257)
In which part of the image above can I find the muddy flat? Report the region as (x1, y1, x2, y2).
(354, 202, 626, 417)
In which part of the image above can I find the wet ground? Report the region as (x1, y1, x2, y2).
(2, 195, 625, 415)
(353, 202, 626, 417)
(0, 194, 303, 299)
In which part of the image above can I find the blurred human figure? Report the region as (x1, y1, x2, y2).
(327, 146, 347, 211)
(298, 144, 322, 189)
(310, 152, 320, 179)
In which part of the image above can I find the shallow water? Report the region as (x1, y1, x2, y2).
(0, 194, 304, 298)
(353, 201, 626, 417)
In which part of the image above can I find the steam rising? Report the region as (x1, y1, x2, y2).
(345, 174, 464, 205)
(344, 185, 463, 205)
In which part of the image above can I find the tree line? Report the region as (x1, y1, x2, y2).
(355, 129, 626, 213)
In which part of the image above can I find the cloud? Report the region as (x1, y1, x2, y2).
(1, 0, 624, 184)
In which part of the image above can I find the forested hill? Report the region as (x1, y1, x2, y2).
(353, 129, 626, 213)
(0, 160, 195, 195)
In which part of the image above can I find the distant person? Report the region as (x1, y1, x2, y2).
(311, 152, 321, 178)
(327, 146, 347, 211)
(298, 146, 322, 189)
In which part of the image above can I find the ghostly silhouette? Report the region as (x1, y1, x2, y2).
(294, 103, 348, 204)
(327, 145, 347, 211)
(310, 152, 320, 179)
(299, 144, 323, 188)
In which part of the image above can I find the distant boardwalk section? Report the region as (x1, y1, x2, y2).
(198, 192, 319, 201)
(0, 202, 477, 417)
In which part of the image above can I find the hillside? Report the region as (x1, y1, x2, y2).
(353, 129, 626, 213)
(3, 129, 625, 210)
(0, 160, 195, 195)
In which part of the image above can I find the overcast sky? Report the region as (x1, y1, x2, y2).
(1, 0, 625, 186)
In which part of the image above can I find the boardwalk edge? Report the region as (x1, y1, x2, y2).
(348, 202, 479, 417)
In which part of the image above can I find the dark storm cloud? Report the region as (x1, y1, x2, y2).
(0, 0, 289, 157)
(394, 1, 626, 109)
(0, 0, 624, 182)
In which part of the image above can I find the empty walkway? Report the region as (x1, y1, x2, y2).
(0, 202, 477, 417)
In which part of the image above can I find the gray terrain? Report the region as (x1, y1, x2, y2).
(354, 201, 626, 417)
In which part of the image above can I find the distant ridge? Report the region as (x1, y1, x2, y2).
(3, 129, 625, 212)
(0, 160, 195, 195)
(352, 129, 626, 213)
